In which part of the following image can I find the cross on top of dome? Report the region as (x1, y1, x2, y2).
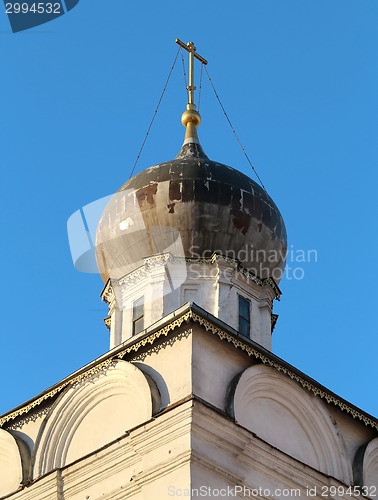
(176, 38, 208, 146)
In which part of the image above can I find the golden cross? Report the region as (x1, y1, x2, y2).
(176, 39, 208, 106)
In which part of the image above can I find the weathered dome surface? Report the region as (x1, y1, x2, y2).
(96, 143, 287, 283)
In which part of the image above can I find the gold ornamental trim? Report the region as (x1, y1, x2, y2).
(1, 308, 377, 431)
(0, 358, 116, 427)
(190, 312, 378, 430)
(0, 313, 192, 427)
(115, 312, 192, 359)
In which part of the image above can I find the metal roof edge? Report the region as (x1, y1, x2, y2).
(1, 302, 377, 431)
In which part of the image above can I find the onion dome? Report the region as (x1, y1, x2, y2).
(96, 42, 287, 285)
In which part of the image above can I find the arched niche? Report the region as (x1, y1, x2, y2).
(363, 438, 378, 491)
(33, 360, 157, 478)
(232, 364, 351, 484)
(0, 429, 23, 497)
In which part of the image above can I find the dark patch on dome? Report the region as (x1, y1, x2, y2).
(136, 183, 158, 207)
(98, 143, 287, 283)
(231, 209, 251, 235)
(169, 181, 182, 201)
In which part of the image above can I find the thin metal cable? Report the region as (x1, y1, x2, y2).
(204, 66, 267, 191)
(198, 62, 204, 112)
(180, 48, 188, 90)
(129, 47, 181, 178)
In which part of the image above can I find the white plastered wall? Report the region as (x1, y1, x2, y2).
(0, 429, 24, 498)
(363, 438, 378, 490)
(105, 255, 276, 350)
(32, 360, 155, 478)
(232, 364, 353, 484)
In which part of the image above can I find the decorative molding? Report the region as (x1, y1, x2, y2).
(100, 279, 115, 305)
(103, 317, 111, 330)
(1, 307, 377, 433)
(103, 252, 281, 300)
(0, 358, 116, 427)
(144, 253, 171, 268)
(271, 313, 278, 333)
(233, 365, 352, 483)
(6, 407, 51, 431)
(131, 329, 193, 361)
(115, 320, 193, 360)
(118, 254, 171, 287)
(189, 312, 378, 430)
(0, 318, 192, 427)
(33, 360, 154, 477)
(118, 266, 151, 287)
(70, 360, 119, 389)
(211, 254, 281, 300)
(37, 403, 193, 498)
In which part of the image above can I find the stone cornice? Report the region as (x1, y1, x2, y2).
(11, 401, 194, 499)
(100, 252, 282, 304)
(271, 314, 279, 332)
(1, 303, 377, 431)
(191, 400, 364, 497)
(6, 398, 362, 500)
(100, 279, 114, 304)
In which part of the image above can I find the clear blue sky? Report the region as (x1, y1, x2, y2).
(0, 1, 377, 418)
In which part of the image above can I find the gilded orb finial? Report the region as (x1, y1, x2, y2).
(176, 38, 208, 145)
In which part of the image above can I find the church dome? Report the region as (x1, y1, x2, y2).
(96, 141, 287, 284)
(96, 40, 287, 285)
